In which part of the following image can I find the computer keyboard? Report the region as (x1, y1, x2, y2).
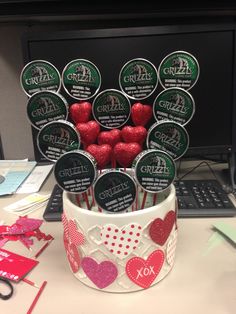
(175, 179, 236, 217)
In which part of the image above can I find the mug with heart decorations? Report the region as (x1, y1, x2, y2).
(62, 175, 177, 293)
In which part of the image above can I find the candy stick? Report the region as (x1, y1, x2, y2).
(22, 278, 40, 289)
(141, 191, 147, 209)
(34, 237, 54, 259)
(26, 281, 47, 314)
(90, 186, 95, 208)
(152, 193, 158, 206)
(75, 194, 81, 207)
(82, 192, 90, 210)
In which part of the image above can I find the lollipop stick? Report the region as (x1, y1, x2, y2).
(141, 191, 147, 209)
(152, 193, 158, 206)
(82, 192, 90, 210)
(75, 194, 81, 207)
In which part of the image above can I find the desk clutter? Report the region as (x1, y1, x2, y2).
(18, 51, 200, 292)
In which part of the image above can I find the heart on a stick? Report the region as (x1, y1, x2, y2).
(76, 120, 100, 146)
(126, 249, 164, 288)
(98, 129, 121, 147)
(131, 102, 153, 126)
(113, 142, 142, 168)
(69, 102, 92, 124)
(121, 126, 147, 145)
(86, 144, 112, 169)
(149, 210, 176, 246)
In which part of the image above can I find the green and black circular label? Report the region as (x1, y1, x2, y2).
(37, 120, 80, 162)
(146, 121, 189, 160)
(27, 91, 68, 129)
(119, 58, 158, 100)
(133, 149, 176, 193)
(62, 59, 101, 100)
(20, 60, 61, 97)
(54, 150, 97, 193)
(158, 51, 200, 90)
(94, 170, 137, 213)
(92, 89, 131, 129)
(153, 87, 195, 125)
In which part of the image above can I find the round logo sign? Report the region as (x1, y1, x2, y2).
(27, 91, 68, 129)
(158, 51, 200, 90)
(37, 120, 80, 162)
(92, 89, 131, 129)
(54, 150, 97, 193)
(153, 87, 195, 125)
(62, 59, 101, 100)
(119, 58, 158, 100)
(133, 149, 176, 193)
(146, 121, 189, 160)
(94, 170, 137, 213)
(20, 60, 61, 97)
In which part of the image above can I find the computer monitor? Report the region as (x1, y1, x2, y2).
(21, 22, 236, 184)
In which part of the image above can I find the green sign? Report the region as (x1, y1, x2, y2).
(54, 150, 97, 193)
(20, 60, 61, 96)
(94, 170, 137, 213)
(153, 87, 195, 125)
(119, 58, 158, 99)
(158, 51, 200, 90)
(62, 59, 101, 100)
(146, 121, 189, 160)
(37, 120, 80, 161)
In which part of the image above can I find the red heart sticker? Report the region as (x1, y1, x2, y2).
(76, 120, 100, 146)
(131, 102, 153, 126)
(121, 125, 147, 145)
(69, 101, 92, 124)
(113, 142, 142, 168)
(98, 129, 121, 147)
(149, 210, 176, 246)
(68, 220, 85, 246)
(126, 249, 164, 288)
(86, 144, 112, 169)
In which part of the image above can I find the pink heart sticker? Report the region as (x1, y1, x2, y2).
(100, 223, 142, 259)
(81, 257, 118, 289)
(149, 211, 176, 246)
(126, 249, 165, 289)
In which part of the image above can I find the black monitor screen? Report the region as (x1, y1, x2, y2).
(22, 23, 236, 161)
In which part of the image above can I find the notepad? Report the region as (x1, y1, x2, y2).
(0, 160, 36, 196)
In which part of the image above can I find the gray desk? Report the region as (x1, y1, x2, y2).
(1, 163, 236, 314)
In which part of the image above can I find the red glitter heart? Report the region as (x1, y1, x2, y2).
(121, 125, 147, 145)
(149, 211, 176, 246)
(113, 142, 142, 168)
(76, 120, 100, 146)
(98, 129, 121, 147)
(131, 102, 153, 126)
(126, 249, 164, 288)
(86, 144, 112, 169)
(69, 101, 92, 124)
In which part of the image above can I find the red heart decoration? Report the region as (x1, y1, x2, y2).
(113, 142, 142, 168)
(121, 125, 147, 145)
(98, 129, 121, 147)
(126, 249, 164, 288)
(67, 243, 81, 273)
(76, 120, 100, 146)
(131, 102, 153, 126)
(69, 102, 92, 124)
(149, 211, 176, 246)
(86, 144, 112, 169)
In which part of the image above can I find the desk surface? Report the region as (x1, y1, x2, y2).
(1, 161, 236, 314)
